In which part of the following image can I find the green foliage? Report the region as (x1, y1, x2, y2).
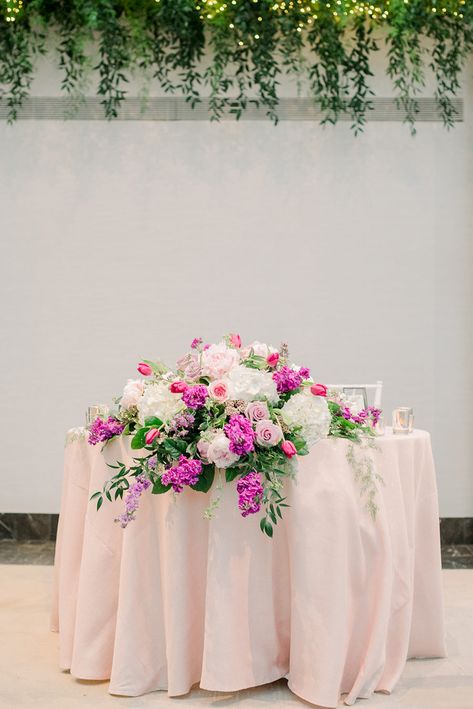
(0, 1, 471, 129)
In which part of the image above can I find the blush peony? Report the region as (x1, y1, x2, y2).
(206, 433, 240, 468)
(201, 342, 240, 379)
(121, 379, 145, 410)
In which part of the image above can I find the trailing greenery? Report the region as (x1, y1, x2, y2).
(0, 0, 472, 131)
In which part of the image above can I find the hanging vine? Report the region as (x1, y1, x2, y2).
(0, 0, 471, 129)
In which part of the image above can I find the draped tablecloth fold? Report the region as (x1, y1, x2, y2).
(51, 429, 446, 707)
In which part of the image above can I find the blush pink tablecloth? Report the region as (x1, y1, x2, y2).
(51, 429, 446, 707)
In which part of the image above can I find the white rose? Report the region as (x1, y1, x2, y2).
(207, 433, 240, 468)
(201, 342, 240, 379)
(137, 381, 185, 425)
(280, 391, 331, 445)
(121, 379, 145, 410)
(227, 365, 279, 403)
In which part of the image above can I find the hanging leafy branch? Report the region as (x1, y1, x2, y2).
(0, 0, 471, 130)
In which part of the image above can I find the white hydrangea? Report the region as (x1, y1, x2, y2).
(280, 391, 331, 445)
(137, 381, 185, 425)
(227, 365, 279, 404)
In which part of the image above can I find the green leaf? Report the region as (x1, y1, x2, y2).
(144, 416, 163, 427)
(131, 427, 150, 450)
(225, 467, 241, 483)
(152, 478, 172, 494)
(90, 491, 101, 500)
(162, 438, 187, 458)
(191, 464, 215, 493)
(96, 496, 103, 511)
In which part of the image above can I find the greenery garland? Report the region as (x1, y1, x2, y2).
(0, 0, 471, 131)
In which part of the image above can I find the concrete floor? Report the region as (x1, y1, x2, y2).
(0, 566, 472, 708)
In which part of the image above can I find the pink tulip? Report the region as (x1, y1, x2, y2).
(229, 333, 242, 348)
(266, 352, 279, 368)
(170, 380, 188, 394)
(311, 383, 327, 397)
(281, 440, 297, 458)
(145, 428, 160, 445)
(137, 362, 152, 376)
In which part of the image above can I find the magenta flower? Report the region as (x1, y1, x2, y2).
(190, 337, 203, 349)
(237, 472, 264, 517)
(88, 416, 125, 445)
(182, 384, 208, 409)
(161, 455, 202, 493)
(342, 406, 381, 426)
(272, 366, 303, 393)
(224, 414, 256, 456)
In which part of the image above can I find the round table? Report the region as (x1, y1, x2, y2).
(51, 428, 446, 707)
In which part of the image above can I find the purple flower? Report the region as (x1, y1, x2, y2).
(224, 414, 256, 456)
(168, 412, 195, 434)
(190, 337, 203, 349)
(115, 474, 151, 528)
(368, 407, 382, 426)
(147, 455, 158, 470)
(298, 367, 310, 379)
(272, 366, 302, 394)
(88, 416, 125, 445)
(341, 406, 381, 426)
(237, 472, 264, 517)
(161, 455, 202, 493)
(182, 384, 208, 409)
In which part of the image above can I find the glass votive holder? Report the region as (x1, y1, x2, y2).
(392, 407, 414, 435)
(86, 404, 109, 428)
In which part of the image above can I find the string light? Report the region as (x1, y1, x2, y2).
(1, 0, 465, 25)
(197, 0, 464, 24)
(1, 0, 23, 23)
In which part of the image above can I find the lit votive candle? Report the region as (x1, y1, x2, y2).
(392, 407, 414, 435)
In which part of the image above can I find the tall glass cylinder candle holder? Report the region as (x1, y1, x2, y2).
(86, 404, 109, 428)
(392, 407, 414, 435)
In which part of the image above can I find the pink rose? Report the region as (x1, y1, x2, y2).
(137, 362, 152, 376)
(281, 440, 297, 458)
(267, 352, 279, 368)
(229, 333, 242, 348)
(145, 428, 160, 445)
(170, 380, 188, 394)
(255, 420, 283, 448)
(311, 383, 327, 397)
(197, 438, 210, 460)
(209, 380, 230, 403)
(245, 401, 269, 423)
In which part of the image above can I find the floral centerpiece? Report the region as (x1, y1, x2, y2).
(89, 335, 381, 536)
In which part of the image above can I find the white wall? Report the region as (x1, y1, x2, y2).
(1, 57, 472, 515)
